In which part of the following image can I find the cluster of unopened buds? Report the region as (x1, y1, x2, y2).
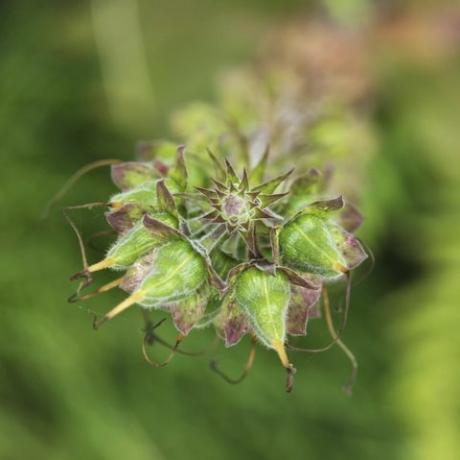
(65, 144, 368, 393)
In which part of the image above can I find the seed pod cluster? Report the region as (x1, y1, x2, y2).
(69, 141, 367, 392)
(55, 16, 378, 393)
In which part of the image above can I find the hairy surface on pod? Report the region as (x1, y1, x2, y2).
(138, 239, 207, 307)
(279, 213, 347, 278)
(120, 252, 157, 293)
(234, 267, 290, 349)
(106, 212, 178, 269)
(167, 286, 210, 335)
(110, 180, 158, 209)
(109, 178, 180, 209)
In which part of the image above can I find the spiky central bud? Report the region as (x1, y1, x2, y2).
(221, 193, 251, 224)
(195, 159, 290, 235)
(210, 187, 257, 232)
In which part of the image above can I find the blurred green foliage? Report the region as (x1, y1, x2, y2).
(1, 1, 459, 459)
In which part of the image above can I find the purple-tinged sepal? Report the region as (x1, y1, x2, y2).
(338, 202, 363, 233)
(328, 224, 368, 270)
(105, 203, 141, 233)
(167, 286, 210, 335)
(287, 281, 322, 336)
(214, 292, 251, 347)
(120, 251, 157, 293)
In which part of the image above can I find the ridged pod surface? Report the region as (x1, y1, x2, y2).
(234, 267, 290, 350)
(137, 240, 208, 307)
(280, 213, 347, 279)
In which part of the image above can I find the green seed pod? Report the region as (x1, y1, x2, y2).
(109, 178, 180, 210)
(137, 239, 208, 307)
(279, 212, 348, 279)
(107, 177, 181, 233)
(105, 212, 178, 270)
(234, 267, 290, 357)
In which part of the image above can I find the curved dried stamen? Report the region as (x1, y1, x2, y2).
(322, 287, 358, 396)
(287, 273, 352, 354)
(42, 159, 120, 218)
(209, 335, 257, 384)
(63, 208, 93, 295)
(142, 312, 218, 359)
(143, 332, 185, 368)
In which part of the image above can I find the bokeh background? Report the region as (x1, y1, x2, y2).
(1, 1, 459, 459)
